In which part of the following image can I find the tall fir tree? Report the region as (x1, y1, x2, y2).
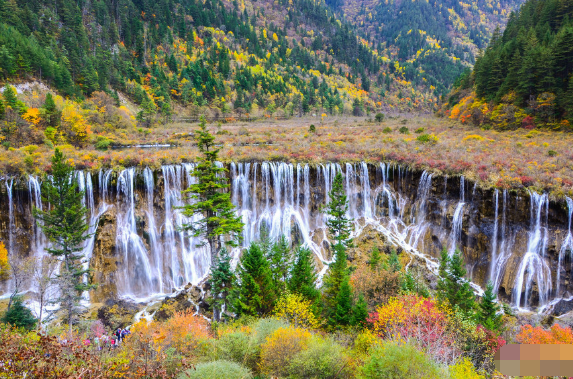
(269, 235, 292, 295)
(351, 293, 368, 327)
(369, 247, 381, 270)
(42, 93, 60, 127)
(211, 247, 233, 321)
(322, 172, 353, 326)
(181, 116, 244, 267)
(288, 246, 320, 315)
(33, 148, 94, 335)
(331, 275, 352, 326)
(479, 281, 502, 331)
(233, 242, 276, 317)
(3, 84, 17, 109)
(389, 249, 401, 273)
(437, 249, 475, 316)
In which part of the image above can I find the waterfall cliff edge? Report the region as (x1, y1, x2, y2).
(1, 162, 572, 313)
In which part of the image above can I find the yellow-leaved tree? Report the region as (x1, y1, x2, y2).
(274, 292, 320, 329)
(61, 105, 90, 147)
(0, 241, 10, 281)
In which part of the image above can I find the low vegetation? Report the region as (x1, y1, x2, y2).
(2, 86, 573, 197)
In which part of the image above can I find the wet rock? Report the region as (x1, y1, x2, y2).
(97, 299, 141, 329)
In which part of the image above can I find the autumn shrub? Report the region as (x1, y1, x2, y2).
(287, 334, 353, 379)
(110, 311, 209, 378)
(416, 133, 439, 144)
(350, 265, 401, 311)
(95, 136, 112, 151)
(0, 325, 108, 378)
(359, 341, 446, 379)
(178, 360, 253, 379)
(415, 127, 425, 133)
(212, 330, 258, 370)
(251, 317, 290, 346)
(382, 127, 392, 133)
(448, 357, 484, 379)
(367, 294, 462, 365)
(274, 292, 320, 329)
(259, 326, 311, 376)
(516, 323, 573, 344)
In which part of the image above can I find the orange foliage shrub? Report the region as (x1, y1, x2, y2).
(516, 323, 573, 344)
(112, 311, 208, 378)
(350, 265, 401, 310)
(259, 326, 311, 376)
(368, 294, 462, 364)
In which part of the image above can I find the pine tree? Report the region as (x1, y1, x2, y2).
(181, 116, 244, 267)
(437, 249, 475, 316)
(389, 249, 401, 272)
(269, 235, 292, 295)
(211, 247, 233, 321)
(42, 93, 60, 127)
(479, 281, 502, 331)
(33, 148, 94, 336)
(288, 246, 320, 315)
(322, 171, 353, 326)
(436, 249, 450, 305)
(1, 296, 36, 330)
(233, 242, 276, 317)
(369, 247, 381, 270)
(331, 275, 352, 326)
(351, 293, 368, 327)
(0, 95, 4, 119)
(3, 84, 17, 109)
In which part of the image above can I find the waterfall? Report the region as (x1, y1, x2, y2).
(557, 197, 573, 296)
(5, 178, 14, 258)
(513, 192, 552, 309)
(7, 162, 573, 310)
(448, 202, 465, 256)
(143, 168, 163, 295)
(407, 171, 433, 249)
(360, 162, 373, 219)
(116, 168, 156, 299)
(28, 176, 45, 254)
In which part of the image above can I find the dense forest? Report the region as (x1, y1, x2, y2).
(329, 0, 523, 96)
(443, 0, 573, 129)
(0, 0, 440, 124)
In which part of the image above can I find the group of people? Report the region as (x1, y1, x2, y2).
(75, 327, 131, 351)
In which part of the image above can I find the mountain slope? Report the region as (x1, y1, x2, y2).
(0, 0, 439, 119)
(331, 0, 524, 95)
(442, 0, 573, 129)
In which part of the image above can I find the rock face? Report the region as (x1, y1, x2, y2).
(0, 162, 571, 312)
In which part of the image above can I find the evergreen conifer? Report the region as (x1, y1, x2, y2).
(181, 116, 243, 267)
(233, 242, 276, 317)
(33, 148, 95, 335)
(289, 246, 320, 314)
(211, 247, 233, 321)
(479, 281, 502, 331)
(1, 296, 36, 330)
(351, 293, 368, 327)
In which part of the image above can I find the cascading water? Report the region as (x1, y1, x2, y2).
(5, 162, 573, 311)
(557, 197, 573, 296)
(116, 168, 156, 299)
(513, 192, 552, 309)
